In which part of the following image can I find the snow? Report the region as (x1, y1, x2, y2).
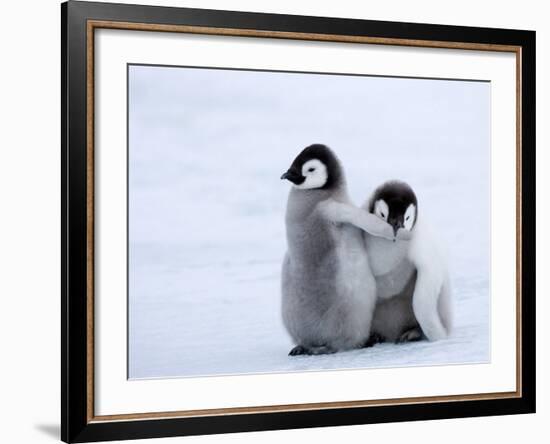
(128, 65, 491, 379)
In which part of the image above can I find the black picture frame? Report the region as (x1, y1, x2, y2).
(61, 1, 536, 442)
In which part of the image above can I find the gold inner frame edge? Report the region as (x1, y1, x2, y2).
(85, 19, 523, 423)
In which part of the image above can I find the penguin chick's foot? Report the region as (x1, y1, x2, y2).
(363, 332, 386, 348)
(288, 345, 336, 356)
(396, 327, 424, 344)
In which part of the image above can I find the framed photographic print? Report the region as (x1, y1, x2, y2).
(61, 1, 536, 442)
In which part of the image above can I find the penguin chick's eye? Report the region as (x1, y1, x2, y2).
(297, 159, 328, 190)
(403, 204, 416, 231)
(374, 200, 389, 222)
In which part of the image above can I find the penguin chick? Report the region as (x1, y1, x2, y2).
(364, 181, 453, 343)
(281, 144, 398, 356)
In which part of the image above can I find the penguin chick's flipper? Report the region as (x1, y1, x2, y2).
(318, 201, 400, 241)
(288, 345, 337, 356)
(396, 327, 424, 344)
(363, 332, 386, 348)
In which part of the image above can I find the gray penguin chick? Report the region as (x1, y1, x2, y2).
(363, 181, 453, 345)
(280, 144, 400, 356)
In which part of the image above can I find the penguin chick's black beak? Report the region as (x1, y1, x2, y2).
(390, 223, 401, 239)
(281, 169, 305, 185)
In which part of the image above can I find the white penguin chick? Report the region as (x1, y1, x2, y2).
(363, 181, 453, 344)
(280, 144, 404, 356)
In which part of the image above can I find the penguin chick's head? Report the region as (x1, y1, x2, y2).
(280, 144, 343, 190)
(369, 181, 418, 237)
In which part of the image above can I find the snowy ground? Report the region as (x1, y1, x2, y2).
(128, 65, 491, 379)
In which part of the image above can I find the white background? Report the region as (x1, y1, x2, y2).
(0, 0, 546, 443)
(95, 30, 512, 414)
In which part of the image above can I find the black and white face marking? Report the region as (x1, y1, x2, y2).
(370, 181, 418, 237)
(374, 200, 389, 221)
(295, 159, 328, 189)
(403, 204, 416, 231)
(281, 144, 342, 190)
